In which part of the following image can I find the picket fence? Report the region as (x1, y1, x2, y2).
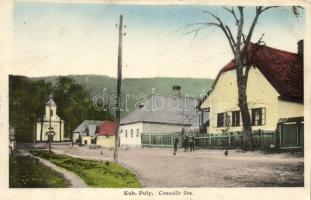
(141, 131, 276, 150)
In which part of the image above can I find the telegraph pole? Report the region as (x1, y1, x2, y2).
(114, 14, 125, 162)
(49, 101, 52, 154)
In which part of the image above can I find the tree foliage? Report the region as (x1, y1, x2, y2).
(52, 77, 113, 138)
(9, 75, 51, 142)
(9, 75, 113, 142)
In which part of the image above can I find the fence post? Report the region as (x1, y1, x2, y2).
(209, 134, 212, 148)
(228, 133, 231, 147)
(259, 132, 262, 148)
(149, 134, 151, 146)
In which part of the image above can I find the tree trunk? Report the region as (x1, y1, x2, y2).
(236, 70, 253, 150)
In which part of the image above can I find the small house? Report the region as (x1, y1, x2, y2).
(72, 120, 101, 145)
(97, 121, 116, 148)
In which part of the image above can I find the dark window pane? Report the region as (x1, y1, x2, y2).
(232, 111, 240, 127)
(217, 113, 224, 127)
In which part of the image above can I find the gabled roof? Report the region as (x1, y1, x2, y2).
(99, 121, 116, 136)
(204, 43, 303, 104)
(73, 120, 101, 135)
(87, 124, 98, 136)
(121, 95, 209, 126)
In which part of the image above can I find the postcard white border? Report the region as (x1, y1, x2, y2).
(0, 0, 310, 200)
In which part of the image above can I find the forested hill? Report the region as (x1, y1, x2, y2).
(34, 75, 214, 117)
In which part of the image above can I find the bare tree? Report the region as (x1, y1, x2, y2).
(184, 6, 302, 150)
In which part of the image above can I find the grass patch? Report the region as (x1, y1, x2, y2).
(9, 155, 70, 188)
(30, 150, 141, 188)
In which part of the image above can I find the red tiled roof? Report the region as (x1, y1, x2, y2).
(99, 121, 116, 136)
(221, 44, 303, 102)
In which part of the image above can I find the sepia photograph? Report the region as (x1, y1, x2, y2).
(1, 0, 310, 199)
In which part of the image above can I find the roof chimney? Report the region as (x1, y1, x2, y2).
(297, 40, 303, 58)
(172, 86, 181, 96)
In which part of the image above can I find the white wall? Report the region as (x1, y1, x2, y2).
(36, 103, 65, 142)
(120, 122, 185, 147)
(36, 121, 64, 141)
(119, 123, 143, 147)
(97, 136, 115, 148)
(81, 136, 92, 145)
(44, 105, 59, 121)
(278, 100, 303, 119)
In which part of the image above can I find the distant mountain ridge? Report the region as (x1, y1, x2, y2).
(33, 75, 214, 117)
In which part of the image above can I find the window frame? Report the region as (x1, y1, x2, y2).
(217, 113, 225, 127)
(251, 108, 266, 126)
(232, 110, 240, 127)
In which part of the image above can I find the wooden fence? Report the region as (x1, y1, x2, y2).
(141, 133, 183, 148)
(142, 131, 277, 150)
(195, 131, 276, 149)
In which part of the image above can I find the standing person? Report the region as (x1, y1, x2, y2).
(183, 135, 189, 152)
(189, 134, 195, 152)
(173, 135, 179, 155)
(185, 135, 189, 152)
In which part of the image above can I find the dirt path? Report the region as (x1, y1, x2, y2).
(52, 145, 304, 187)
(20, 150, 89, 188)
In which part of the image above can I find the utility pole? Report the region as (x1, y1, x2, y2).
(49, 101, 52, 153)
(114, 14, 125, 162)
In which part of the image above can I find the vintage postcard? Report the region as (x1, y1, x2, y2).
(0, 0, 310, 200)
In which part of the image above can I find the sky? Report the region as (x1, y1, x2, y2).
(12, 1, 305, 78)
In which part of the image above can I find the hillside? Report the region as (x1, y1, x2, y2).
(34, 75, 214, 117)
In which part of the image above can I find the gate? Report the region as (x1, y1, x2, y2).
(278, 117, 304, 149)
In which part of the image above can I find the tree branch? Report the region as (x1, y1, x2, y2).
(223, 6, 238, 24)
(219, 23, 236, 54)
(201, 9, 237, 54)
(183, 26, 212, 38)
(202, 10, 223, 24)
(182, 22, 221, 38)
(244, 65, 252, 87)
(260, 6, 279, 13)
(235, 7, 244, 60)
(225, 25, 236, 47)
(242, 6, 278, 63)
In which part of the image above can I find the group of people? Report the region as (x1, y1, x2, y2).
(173, 134, 196, 155)
(182, 135, 196, 152)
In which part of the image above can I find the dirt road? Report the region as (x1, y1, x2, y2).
(52, 145, 304, 187)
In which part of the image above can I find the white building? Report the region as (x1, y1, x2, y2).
(72, 120, 101, 145)
(119, 86, 209, 148)
(36, 94, 65, 142)
(200, 42, 304, 148)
